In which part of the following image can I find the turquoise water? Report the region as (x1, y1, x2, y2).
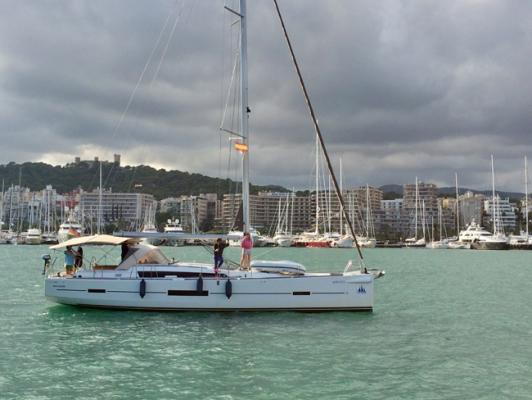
(1, 245, 532, 399)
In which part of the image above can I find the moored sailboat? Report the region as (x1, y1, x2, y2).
(43, 0, 384, 311)
(469, 156, 509, 250)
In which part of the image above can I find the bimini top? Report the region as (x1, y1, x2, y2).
(49, 234, 140, 249)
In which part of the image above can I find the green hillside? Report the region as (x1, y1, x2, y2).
(0, 161, 287, 200)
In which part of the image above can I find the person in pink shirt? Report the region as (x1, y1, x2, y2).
(240, 232, 253, 270)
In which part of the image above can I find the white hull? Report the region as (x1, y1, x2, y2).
(163, 222, 186, 246)
(276, 238, 293, 247)
(25, 237, 43, 245)
(332, 236, 353, 248)
(57, 229, 83, 243)
(447, 241, 470, 249)
(426, 241, 449, 249)
(45, 266, 374, 311)
(404, 238, 426, 248)
(25, 229, 42, 245)
(356, 238, 377, 248)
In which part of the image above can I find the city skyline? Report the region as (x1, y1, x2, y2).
(2, 1, 532, 191)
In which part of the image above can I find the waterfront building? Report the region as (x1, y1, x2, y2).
(80, 189, 157, 232)
(309, 186, 382, 235)
(220, 192, 312, 234)
(159, 197, 180, 214)
(218, 188, 382, 236)
(403, 181, 438, 212)
(160, 193, 217, 232)
(376, 199, 405, 239)
(0, 185, 62, 233)
(483, 196, 517, 232)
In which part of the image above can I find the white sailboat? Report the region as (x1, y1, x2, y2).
(448, 173, 470, 249)
(426, 203, 448, 249)
(141, 203, 161, 246)
(509, 156, 532, 248)
(330, 158, 353, 248)
(44, 0, 383, 311)
(293, 135, 331, 248)
(355, 184, 377, 248)
(273, 194, 294, 247)
(405, 177, 426, 247)
(469, 155, 509, 250)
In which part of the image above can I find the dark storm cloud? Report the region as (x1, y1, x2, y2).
(1, 0, 532, 192)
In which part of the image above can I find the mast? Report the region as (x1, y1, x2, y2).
(431, 215, 434, 243)
(327, 174, 331, 233)
(225, 1, 250, 233)
(314, 134, 319, 235)
(0, 180, 4, 230)
(98, 161, 103, 234)
(455, 172, 459, 236)
(366, 184, 370, 238)
(290, 190, 294, 235)
(415, 177, 419, 240)
(239, 0, 250, 233)
(339, 157, 343, 236)
(422, 199, 426, 241)
(276, 197, 282, 234)
(525, 156, 529, 237)
(17, 168, 22, 233)
(491, 154, 496, 234)
(9, 185, 13, 231)
(438, 203, 443, 241)
(284, 192, 290, 233)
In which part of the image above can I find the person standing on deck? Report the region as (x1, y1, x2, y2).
(213, 238, 228, 276)
(64, 246, 75, 275)
(240, 232, 253, 270)
(121, 243, 129, 261)
(74, 246, 83, 270)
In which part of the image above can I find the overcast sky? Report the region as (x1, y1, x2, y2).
(1, 0, 532, 192)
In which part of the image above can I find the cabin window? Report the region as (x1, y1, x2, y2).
(138, 271, 226, 278)
(137, 249, 169, 265)
(293, 291, 311, 296)
(167, 290, 208, 296)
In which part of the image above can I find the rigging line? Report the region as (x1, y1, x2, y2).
(318, 147, 331, 233)
(103, 163, 114, 189)
(151, 1, 186, 84)
(200, 243, 240, 268)
(219, 2, 228, 136)
(272, 0, 364, 263)
(220, 54, 241, 130)
(110, 1, 180, 141)
(127, 166, 138, 192)
(217, 5, 228, 189)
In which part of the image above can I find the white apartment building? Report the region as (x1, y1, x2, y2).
(483, 196, 517, 232)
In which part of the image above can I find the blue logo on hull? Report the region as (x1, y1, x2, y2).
(357, 286, 366, 294)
